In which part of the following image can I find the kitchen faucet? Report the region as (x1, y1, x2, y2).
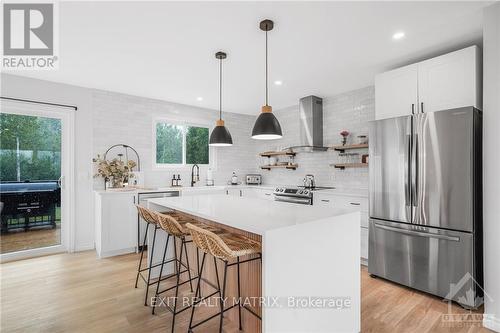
(191, 164, 200, 187)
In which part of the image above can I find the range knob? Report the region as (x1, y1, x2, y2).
(303, 190, 309, 195)
(275, 187, 280, 192)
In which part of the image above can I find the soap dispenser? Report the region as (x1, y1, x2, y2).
(231, 171, 238, 185)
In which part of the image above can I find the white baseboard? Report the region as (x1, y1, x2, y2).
(74, 244, 95, 252)
(484, 314, 500, 332)
(98, 247, 136, 259)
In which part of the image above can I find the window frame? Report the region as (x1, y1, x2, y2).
(152, 118, 214, 169)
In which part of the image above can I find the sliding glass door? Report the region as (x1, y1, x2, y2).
(0, 100, 74, 260)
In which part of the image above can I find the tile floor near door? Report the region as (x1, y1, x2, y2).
(0, 251, 490, 333)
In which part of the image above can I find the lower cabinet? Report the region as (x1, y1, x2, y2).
(95, 192, 137, 258)
(314, 193, 369, 263)
(244, 188, 274, 200)
(226, 188, 243, 196)
(182, 187, 225, 196)
(360, 227, 368, 261)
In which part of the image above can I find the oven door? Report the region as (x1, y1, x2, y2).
(274, 195, 311, 205)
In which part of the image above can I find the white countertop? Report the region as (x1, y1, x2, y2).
(94, 184, 276, 195)
(94, 184, 367, 197)
(148, 194, 357, 235)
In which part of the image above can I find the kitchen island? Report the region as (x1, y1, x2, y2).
(147, 194, 360, 333)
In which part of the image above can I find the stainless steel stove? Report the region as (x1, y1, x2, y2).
(273, 186, 335, 205)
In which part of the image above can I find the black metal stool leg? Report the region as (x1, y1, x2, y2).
(135, 221, 149, 288)
(171, 237, 184, 333)
(189, 252, 206, 332)
(152, 234, 170, 315)
(144, 225, 157, 306)
(219, 261, 228, 333)
(173, 235, 178, 276)
(237, 256, 242, 330)
(183, 239, 194, 292)
(196, 248, 201, 298)
(212, 258, 223, 331)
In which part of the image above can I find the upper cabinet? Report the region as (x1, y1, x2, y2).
(375, 46, 481, 120)
(375, 64, 418, 120)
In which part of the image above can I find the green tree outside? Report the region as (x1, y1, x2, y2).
(0, 113, 61, 182)
(186, 126, 209, 164)
(156, 123, 209, 165)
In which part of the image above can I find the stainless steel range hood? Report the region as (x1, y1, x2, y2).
(287, 95, 328, 152)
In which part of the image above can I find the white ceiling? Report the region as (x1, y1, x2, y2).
(9, 1, 490, 114)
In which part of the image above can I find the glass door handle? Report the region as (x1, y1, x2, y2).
(58, 176, 64, 189)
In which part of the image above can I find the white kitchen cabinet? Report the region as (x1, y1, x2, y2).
(418, 46, 480, 113)
(246, 187, 274, 200)
(95, 192, 137, 258)
(182, 187, 225, 196)
(226, 188, 243, 197)
(314, 192, 369, 262)
(360, 227, 369, 260)
(375, 64, 418, 119)
(375, 46, 481, 120)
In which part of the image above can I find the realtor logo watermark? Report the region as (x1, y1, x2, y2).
(441, 272, 493, 329)
(2, 1, 59, 70)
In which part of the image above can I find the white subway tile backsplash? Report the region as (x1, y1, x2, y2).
(255, 86, 374, 189)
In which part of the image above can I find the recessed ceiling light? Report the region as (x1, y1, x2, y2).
(392, 31, 405, 40)
(274, 80, 283, 86)
(196, 97, 203, 101)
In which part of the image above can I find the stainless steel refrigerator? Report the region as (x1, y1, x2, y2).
(368, 106, 483, 308)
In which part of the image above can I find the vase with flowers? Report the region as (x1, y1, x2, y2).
(93, 155, 137, 189)
(340, 130, 350, 146)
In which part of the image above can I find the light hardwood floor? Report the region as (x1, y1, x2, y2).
(0, 251, 493, 333)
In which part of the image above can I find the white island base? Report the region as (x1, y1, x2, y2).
(147, 195, 360, 333)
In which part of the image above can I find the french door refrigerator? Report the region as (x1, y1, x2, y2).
(368, 106, 483, 308)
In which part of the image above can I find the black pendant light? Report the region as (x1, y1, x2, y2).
(209, 51, 233, 146)
(252, 19, 283, 140)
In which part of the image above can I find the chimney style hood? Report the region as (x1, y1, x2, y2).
(287, 95, 328, 152)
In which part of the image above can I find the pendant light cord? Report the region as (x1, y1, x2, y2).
(265, 30, 268, 106)
(219, 57, 222, 120)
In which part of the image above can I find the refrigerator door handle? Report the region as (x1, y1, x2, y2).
(404, 117, 412, 221)
(374, 223, 460, 242)
(411, 121, 419, 221)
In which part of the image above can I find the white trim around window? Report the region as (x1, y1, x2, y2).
(152, 118, 216, 170)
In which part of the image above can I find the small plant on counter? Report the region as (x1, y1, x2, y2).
(340, 130, 350, 146)
(93, 155, 136, 188)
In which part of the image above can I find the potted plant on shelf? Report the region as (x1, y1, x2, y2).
(93, 155, 136, 189)
(340, 130, 350, 146)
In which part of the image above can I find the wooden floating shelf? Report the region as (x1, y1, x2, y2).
(330, 143, 369, 152)
(330, 163, 369, 170)
(261, 164, 298, 170)
(259, 150, 296, 157)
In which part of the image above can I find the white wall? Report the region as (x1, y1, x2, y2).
(483, 3, 500, 332)
(255, 86, 374, 189)
(1, 74, 95, 251)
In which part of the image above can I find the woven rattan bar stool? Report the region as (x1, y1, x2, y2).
(152, 211, 222, 332)
(186, 223, 262, 333)
(135, 205, 168, 306)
